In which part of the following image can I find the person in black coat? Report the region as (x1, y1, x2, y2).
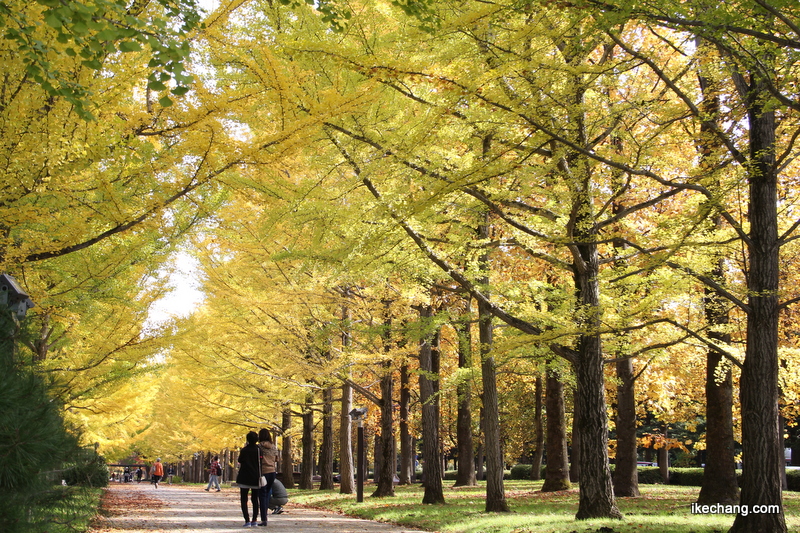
(236, 431, 261, 527)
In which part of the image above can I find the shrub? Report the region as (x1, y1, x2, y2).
(787, 469, 800, 491)
(510, 464, 532, 480)
(669, 467, 704, 486)
(62, 446, 109, 487)
(637, 467, 664, 484)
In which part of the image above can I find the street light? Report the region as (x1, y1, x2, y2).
(349, 407, 367, 502)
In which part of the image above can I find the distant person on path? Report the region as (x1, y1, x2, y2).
(236, 431, 261, 527)
(167, 464, 175, 484)
(151, 458, 164, 488)
(268, 478, 288, 515)
(257, 428, 280, 526)
(205, 455, 222, 492)
(136, 466, 143, 483)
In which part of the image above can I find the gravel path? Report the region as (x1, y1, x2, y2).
(88, 483, 425, 533)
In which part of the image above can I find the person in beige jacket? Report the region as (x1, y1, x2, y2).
(257, 428, 280, 526)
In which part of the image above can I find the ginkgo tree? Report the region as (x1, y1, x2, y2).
(236, 0, 711, 519)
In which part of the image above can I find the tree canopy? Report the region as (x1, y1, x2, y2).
(3, 0, 800, 531)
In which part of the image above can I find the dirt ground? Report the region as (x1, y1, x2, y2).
(88, 483, 423, 533)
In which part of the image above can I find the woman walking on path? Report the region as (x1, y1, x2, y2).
(236, 431, 261, 527)
(257, 429, 280, 526)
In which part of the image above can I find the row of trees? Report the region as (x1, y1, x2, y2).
(2, 1, 799, 532)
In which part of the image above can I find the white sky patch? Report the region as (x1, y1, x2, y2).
(145, 250, 205, 329)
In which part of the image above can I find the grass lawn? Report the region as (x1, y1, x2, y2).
(291, 481, 800, 532)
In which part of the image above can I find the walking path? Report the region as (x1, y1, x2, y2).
(89, 483, 424, 533)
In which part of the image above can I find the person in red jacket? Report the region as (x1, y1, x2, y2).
(205, 456, 222, 492)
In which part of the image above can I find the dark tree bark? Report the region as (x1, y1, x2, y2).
(372, 361, 396, 496)
(658, 425, 670, 484)
(530, 374, 544, 481)
(418, 304, 445, 504)
(729, 72, 786, 533)
(542, 370, 571, 492)
(399, 363, 413, 485)
(454, 306, 477, 487)
(574, 329, 620, 519)
(339, 294, 355, 494)
(613, 357, 640, 497)
(319, 387, 335, 490)
(477, 296, 509, 512)
(280, 408, 294, 489)
(300, 396, 315, 490)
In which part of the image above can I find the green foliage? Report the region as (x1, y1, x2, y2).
(0, 366, 72, 491)
(0, 0, 203, 119)
(0, 322, 102, 531)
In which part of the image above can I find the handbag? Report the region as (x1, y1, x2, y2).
(258, 446, 267, 487)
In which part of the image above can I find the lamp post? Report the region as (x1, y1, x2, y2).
(349, 407, 367, 502)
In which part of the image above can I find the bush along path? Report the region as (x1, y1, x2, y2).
(87, 483, 423, 533)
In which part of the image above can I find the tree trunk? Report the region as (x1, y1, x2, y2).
(300, 397, 314, 490)
(478, 297, 509, 512)
(372, 361, 396, 497)
(419, 304, 445, 504)
(572, 230, 621, 518)
(281, 408, 294, 489)
(339, 295, 355, 494)
(530, 374, 544, 481)
(542, 369, 570, 492)
(658, 425, 670, 484)
(574, 329, 621, 519)
(399, 364, 413, 485)
(319, 387, 334, 490)
(730, 75, 786, 533)
(613, 357, 640, 497)
(454, 306, 477, 487)
(698, 286, 739, 505)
